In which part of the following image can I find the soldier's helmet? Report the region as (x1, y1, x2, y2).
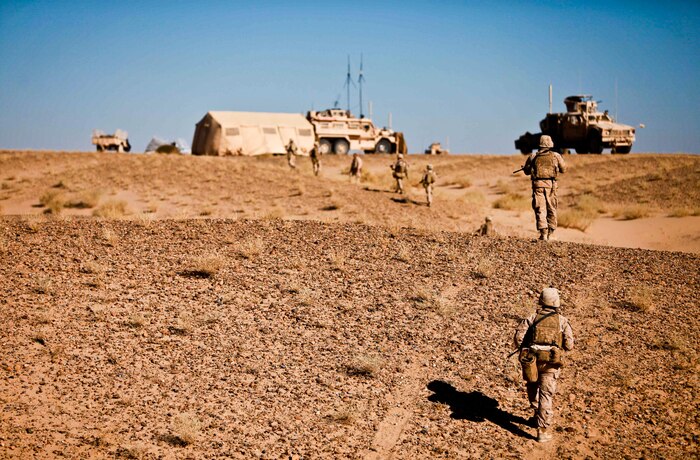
(427, 164, 433, 170)
(539, 135, 554, 149)
(485, 216, 492, 222)
(398, 154, 404, 159)
(353, 153, 359, 158)
(539, 288, 560, 308)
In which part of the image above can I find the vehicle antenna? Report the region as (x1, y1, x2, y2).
(358, 53, 366, 117)
(343, 55, 356, 113)
(548, 84, 553, 114)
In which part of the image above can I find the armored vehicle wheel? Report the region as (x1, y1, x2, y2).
(374, 139, 392, 154)
(333, 139, 350, 155)
(613, 146, 631, 154)
(318, 139, 332, 155)
(575, 147, 588, 154)
(588, 136, 603, 154)
(96, 145, 104, 152)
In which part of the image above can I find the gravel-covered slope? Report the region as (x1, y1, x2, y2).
(1, 218, 698, 459)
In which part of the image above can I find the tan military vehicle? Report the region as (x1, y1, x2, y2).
(91, 129, 132, 152)
(515, 95, 636, 154)
(424, 142, 449, 155)
(306, 109, 407, 154)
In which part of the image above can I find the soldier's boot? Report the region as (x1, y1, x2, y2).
(537, 428, 553, 443)
(538, 229, 548, 241)
(547, 228, 556, 241)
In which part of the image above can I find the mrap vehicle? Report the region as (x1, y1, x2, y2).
(307, 109, 407, 155)
(515, 95, 636, 154)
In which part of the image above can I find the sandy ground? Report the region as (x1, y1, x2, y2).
(0, 151, 699, 458)
(1, 218, 698, 459)
(0, 151, 699, 254)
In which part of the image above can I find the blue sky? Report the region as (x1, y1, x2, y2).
(1, 1, 698, 153)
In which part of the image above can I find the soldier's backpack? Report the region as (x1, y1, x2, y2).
(423, 172, 435, 185)
(393, 160, 407, 179)
(531, 311, 562, 347)
(533, 151, 557, 180)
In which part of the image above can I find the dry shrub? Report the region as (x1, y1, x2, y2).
(493, 193, 529, 211)
(321, 202, 342, 211)
(263, 206, 285, 220)
(33, 275, 53, 294)
(459, 190, 486, 205)
(668, 207, 700, 217)
(187, 253, 225, 278)
(394, 244, 411, 263)
(238, 237, 264, 259)
(133, 212, 154, 227)
(413, 288, 456, 317)
(625, 286, 654, 312)
(558, 209, 596, 231)
(330, 251, 346, 270)
(93, 200, 129, 218)
(449, 177, 472, 189)
(80, 260, 104, 275)
(126, 313, 146, 329)
(66, 190, 102, 209)
(169, 316, 193, 335)
(171, 413, 201, 446)
(24, 217, 41, 233)
(614, 204, 650, 220)
(346, 355, 383, 377)
(199, 207, 213, 216)
(473, 257, 496, 279)
(576, 195, 607, 214)
(40, 190, 66, 214)
(102, 228, 118, 246)
(330, 408, 355, 425)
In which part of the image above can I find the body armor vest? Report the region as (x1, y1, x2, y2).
(531, 311, 563, 348)
(394, 160, 407, 178)
(424, 172, 435, 185)
(533, 151, 557, 180)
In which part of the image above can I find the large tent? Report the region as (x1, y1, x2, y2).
(192, 111, 315, 156)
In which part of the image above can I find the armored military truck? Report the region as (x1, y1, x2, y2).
(306, 109, 407, 154)
(92, 129, 132, 153)
(424, 142, 449, 155)
(515, 95, 636, 154)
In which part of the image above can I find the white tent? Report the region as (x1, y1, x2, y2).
(192, 111, 314, 156)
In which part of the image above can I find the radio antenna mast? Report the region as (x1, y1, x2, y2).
(343, 55, 356, 113)
(358, 53, 365, 117)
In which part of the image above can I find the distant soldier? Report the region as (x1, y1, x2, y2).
(522, 135, 566, 241)
(475, 216, 496, 236)
(310, 140, 321, 176)
(286, 139, 298, 169)
(350, 153, 363, 183)
(391, 154, 409, 194)
(420, 164, 437, 207)
(513, 288, 574, 443)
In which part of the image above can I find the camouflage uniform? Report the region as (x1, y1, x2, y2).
(513, 288, 574, 442)
(420, 165, 437, 207)
(391, 154, 408, 194)
(310, 141, 321, 176)
(350, 153, 363, 183)
(286, 139, 298, 169)
(475, 216, 495, 236)
(523, 135, 566, 240)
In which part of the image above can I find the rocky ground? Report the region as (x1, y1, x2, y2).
(1, 218, 698, 459)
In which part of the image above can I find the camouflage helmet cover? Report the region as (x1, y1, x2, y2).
(485, 216, 492, 222)
(397, 154, 404, 159)
(539, 135, 554, 149)
(427, 164, 433, 170)
(539, 287, 560, 308)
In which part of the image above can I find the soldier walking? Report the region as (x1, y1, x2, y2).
(391, 154, 409, 194)
(349, 153, 363, 183)
(285, 139, 298, 169)
(522, 135, 566, 241)
(513, 288, 574, 443)
(310, 140, 321, 176)
(420, 164, 437, 207)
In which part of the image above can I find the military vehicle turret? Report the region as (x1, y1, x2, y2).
(306, 109, 407, 155)
(515, 95, 636, 154)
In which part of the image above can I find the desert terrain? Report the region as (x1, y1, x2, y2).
(0, 150, 699, 459)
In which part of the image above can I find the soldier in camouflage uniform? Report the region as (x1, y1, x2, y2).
(523, 135, 566, 241)
(286, 139, 298, 169)
(310, 140, 321, 176)
(350, 153, 363, 184)
(475, 216, 496, 236)
(391, 154, 409, 194)
(514, 288, 574, 443)
(420, 164, 437, 207)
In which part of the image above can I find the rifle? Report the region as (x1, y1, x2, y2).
(512, 166, 525, 175)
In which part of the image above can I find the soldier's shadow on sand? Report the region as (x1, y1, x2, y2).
(427, 380, 536, 440)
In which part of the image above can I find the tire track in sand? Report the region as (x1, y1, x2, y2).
(363, 360, 423, 460)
